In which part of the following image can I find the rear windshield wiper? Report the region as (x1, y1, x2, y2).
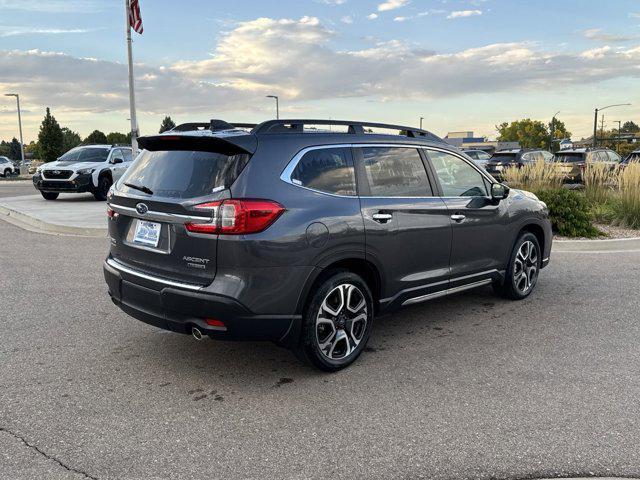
(124, 182, 153, 195)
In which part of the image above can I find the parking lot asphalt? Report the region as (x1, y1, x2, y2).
(0, 181, 36, 198)
(2, 218, 640, 480)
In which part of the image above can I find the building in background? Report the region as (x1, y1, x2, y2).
(444, 131, 520, 153)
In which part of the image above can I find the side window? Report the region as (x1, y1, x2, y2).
(521, 152, 533, 163)
(291, 147, 356, 196)
(428, 150, 489, 197)
(542, 151, 554, 162)
(111, 149, 124, 162)
(361, 147, 432, 197)
(478, 151, 491, 160)
(466, 152, 478, 159)
(123, 149, 133, 162)
(607, 151, 621, 162)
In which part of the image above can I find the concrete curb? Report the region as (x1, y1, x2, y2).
(552, 236, 640, 253)
(0, 203, 107, 237)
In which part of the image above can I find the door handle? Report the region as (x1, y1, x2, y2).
(372, 213, 393, 223)
(450, 214, 466, 223)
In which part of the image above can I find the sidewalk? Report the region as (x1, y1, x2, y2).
(0, 193, 107, 237)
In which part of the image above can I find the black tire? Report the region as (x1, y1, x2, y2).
(296, 270, 374, 372)
(3, 169, 10, 177)
(93, 175, 112, 201)
(494, 232, 541, 300)
(40, 191, 59, 200)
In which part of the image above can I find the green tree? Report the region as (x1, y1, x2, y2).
(0, 141, 10, 158)
(106, 132, 130, 144)
(496, 119, 550, 149)
(9, 137, 22, 160)
(37, 107, 64, 162)
(83, 130, 108, 145)
(61, 127, 82, 153)
(159, 115, 176, 133)
(622, 121, 639, 134)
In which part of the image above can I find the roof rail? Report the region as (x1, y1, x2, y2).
(171, 120, 257, 133)
(252, 119, 442, 141)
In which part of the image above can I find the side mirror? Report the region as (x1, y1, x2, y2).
(111, 157, 123, 164)
(491, 183, 510, 201)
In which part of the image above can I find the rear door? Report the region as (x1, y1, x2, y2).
(425, 148, 509, 286)
(108, 147, 251, 285)
(355, 145, 451, 305)
(110, 149, 128, 181)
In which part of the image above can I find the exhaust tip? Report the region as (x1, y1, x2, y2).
(191, 327, 204, 341)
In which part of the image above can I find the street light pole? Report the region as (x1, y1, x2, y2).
(4, 93, 25, 173)
(419, 117, 424, 130)
(550, 111, 560, 151)
(266, 95, 279, 119)
(593, 103, 631, 147)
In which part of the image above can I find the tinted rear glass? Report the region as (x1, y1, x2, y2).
(555, 153, 584, 163)
(119, 150, 250, 199)
(489, 153, 517, 164)
(362, 147, 432, 197)
(291, 147, 356, 196)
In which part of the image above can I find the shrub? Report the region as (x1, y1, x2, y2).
(583, 162, 618, 206)
(502, 160, 563, 192)
(537, 188, 600, 238)
(617, 163, 640, 228)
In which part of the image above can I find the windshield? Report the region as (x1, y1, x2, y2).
(554, 153, 584, 163)
(489, 153, 517, 164)
(118, 149, 251, 199)
(59, 147, 109, 163)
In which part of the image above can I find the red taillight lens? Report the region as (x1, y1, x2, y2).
(185, 199, 284, 235)
(107, 206, 117, 219)
(205, 318, 226, 329)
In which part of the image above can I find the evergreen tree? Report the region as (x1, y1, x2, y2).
(159, 115, 176, 133)
(9, 137, 22, 160)
(37, 107, 64, 162)
(83, 130, 108, 145)
(106, 132, 129, 144)
(61, 127, 82, 153)
(622, 121, 639, 134)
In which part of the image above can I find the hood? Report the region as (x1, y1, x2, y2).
(42, 160, 105, 170)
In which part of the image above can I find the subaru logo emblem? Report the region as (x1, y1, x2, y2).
(136, 203, 148, 215)
(52, 170, 60, 175)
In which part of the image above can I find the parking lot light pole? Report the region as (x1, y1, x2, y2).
(550, 111, 560, 151)
(4, 93, 25, 174)
(419, 117, 424, 130)
(266, 95, 279, 119)
(593, 103, 631, 147)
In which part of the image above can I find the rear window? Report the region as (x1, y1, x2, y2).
(489, 153, 517, 164)
(119, 150, 250, 199)
(555, 153, 584, 163)
(361, 147, 432, 197)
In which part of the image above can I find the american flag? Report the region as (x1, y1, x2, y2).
(129, 0, 143, 34)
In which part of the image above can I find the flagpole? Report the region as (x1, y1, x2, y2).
(125, 0, 139, 156)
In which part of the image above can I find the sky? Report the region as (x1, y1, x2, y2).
(0, 0, 639, 143)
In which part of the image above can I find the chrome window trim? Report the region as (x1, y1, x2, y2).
(280, 143, 497, 200)
(109, 203, 210, 224)
(106, 258, 203, 291)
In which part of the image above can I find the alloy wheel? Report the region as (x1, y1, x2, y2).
(316, 284, 368, 360)
(513, 240, 538, 294)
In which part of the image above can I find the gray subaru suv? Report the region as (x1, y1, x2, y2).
(103, 119, 552, 371)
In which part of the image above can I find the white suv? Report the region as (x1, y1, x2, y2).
(0, 156, 16, 177)
(33, 145, 133, 200)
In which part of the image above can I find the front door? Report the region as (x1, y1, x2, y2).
(425, 148, 510, 288)
(355, 146, 452, 307)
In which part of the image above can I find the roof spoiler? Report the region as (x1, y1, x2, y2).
(137, 134, 257, 155)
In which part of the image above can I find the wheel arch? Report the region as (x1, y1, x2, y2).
(519, 222, 545, 253)
(295, 256, 382, 316)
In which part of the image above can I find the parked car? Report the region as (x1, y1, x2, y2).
(462, 149, 492, 167)
(0, 156, 18, 177)
(553, 147, 621, 183)
(33, 144, 133, 200)
(103, 119, 552, 371)
(485, 149, 554, 180)
(621, 149, 640, 166)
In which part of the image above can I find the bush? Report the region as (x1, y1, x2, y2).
(537, 189, 600, 238)
(617, 163, 640, 228)
(502, 160, 563, 192)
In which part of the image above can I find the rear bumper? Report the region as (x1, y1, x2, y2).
(103, 257, 300, 344)
(33, 173, 93, 193)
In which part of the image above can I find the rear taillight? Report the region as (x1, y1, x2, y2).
(107, 206, 118, 219)
(185, 199, 285, 235)
(579, 163, 586, 171)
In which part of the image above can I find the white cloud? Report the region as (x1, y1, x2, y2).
(367, 13, 378, 20)
(393, 16, 409, 22)
(3, 16, 640, 133)
(378, 0, 409, 12)
(0, 26, 95, 37)
(319, 0, 346, 4)
(629, 12, 640, 18)
(340, 15, 353, 24)
(447, 10, 483, 19)
(583, 28, 633, 42)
